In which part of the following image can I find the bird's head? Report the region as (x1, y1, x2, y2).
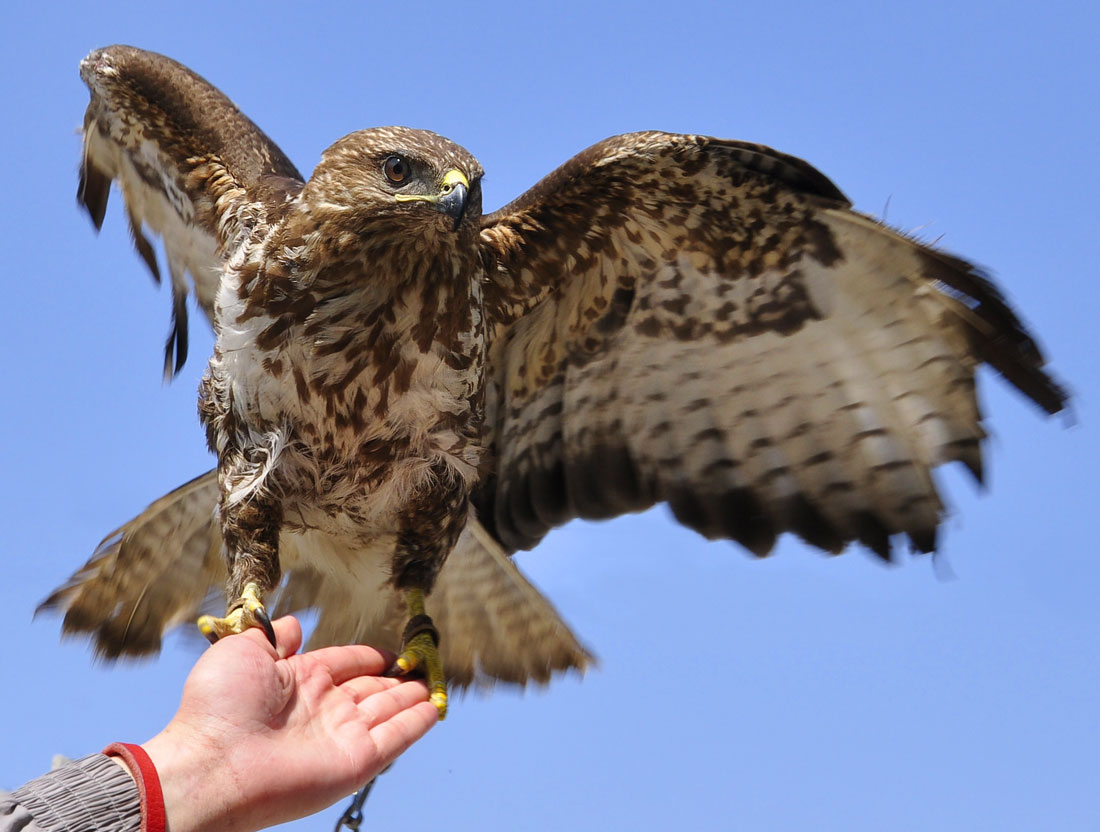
(303, 126, 484, 244)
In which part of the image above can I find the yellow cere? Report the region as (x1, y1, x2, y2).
(440, 168, 469, 191)
(394, 168, 469, 204)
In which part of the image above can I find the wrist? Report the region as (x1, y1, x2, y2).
(141, 724, 241, 832)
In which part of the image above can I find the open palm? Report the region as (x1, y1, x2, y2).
(142, 616, 437, 832)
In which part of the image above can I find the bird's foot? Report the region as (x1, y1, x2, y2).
(386, 613, 447, 719)
(197, 581, 276, 647)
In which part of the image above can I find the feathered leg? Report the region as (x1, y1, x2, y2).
(384, 461, 469, 718)
(197, 464, 282, 647)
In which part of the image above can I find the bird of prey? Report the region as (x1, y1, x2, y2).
(44, 46, 1066, 718)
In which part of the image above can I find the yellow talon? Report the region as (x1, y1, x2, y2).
(196, 581, 276, 647)
(387, 588, 448, 719)
(196, 614, 223, 640)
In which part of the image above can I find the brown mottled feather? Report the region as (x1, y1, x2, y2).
(476, 132, 1066, 558)
(77, 44, 304, 374)
(51, 50, 1065, 678)
(39, 472, 222, 657)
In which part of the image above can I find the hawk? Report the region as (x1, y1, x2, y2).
(44, 46, 1066, 717)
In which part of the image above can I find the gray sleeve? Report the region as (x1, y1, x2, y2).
(1, 755, 141, 832)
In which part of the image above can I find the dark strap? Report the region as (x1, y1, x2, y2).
(402, 614, 440, 647)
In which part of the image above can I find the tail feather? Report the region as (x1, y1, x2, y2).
(287, 514, 593, 689)
(40, 472, 591, 689)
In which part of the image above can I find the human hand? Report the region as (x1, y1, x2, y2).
(139, 616, 438, 832)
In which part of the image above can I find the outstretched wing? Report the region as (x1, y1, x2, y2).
(39, 472, 591, 688)
(476, 131, 1066, 558)
(78, 45, 304, 376)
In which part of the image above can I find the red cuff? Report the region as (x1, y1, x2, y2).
(103, 742, 167, 832)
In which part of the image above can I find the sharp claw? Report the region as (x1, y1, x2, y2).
(254, 605, 277, 648)
(197, 615, 220, 645)
(383, 655, 415, 678)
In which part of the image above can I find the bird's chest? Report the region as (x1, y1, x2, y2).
(211, 266, 486, 528)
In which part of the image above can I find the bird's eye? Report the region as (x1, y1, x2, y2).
(383, 155, 411, 185)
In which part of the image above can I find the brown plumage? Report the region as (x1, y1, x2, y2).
(45, 46, 1066, 691)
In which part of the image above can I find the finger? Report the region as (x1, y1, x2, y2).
(340, 674, 404, 704)
(235, 615, 302, 660)
(357, 680, 431, 727)
(369, 701, 439, 763)
(273, 616, 302, 659)
(307, 643, 392, 684)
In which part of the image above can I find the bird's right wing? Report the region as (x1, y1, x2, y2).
(78, 45, 304, 376)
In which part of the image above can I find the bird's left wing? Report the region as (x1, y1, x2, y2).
(78, 45, 304, 376)
(477, 132, 1066, 559)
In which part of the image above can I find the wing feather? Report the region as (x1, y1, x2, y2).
(77, 45, 304, 375)
(37, 471, 223, 657)
(477, 132, 1066, 559)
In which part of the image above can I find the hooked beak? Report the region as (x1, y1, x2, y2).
(435, 169, 469, 231)
(395, 168, 469, 231)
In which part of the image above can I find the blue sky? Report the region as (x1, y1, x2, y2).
(1, 2, 1097, 829)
